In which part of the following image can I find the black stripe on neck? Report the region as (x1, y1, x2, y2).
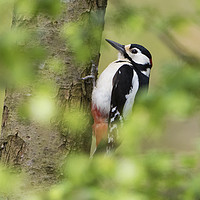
(124, 52, 134, 64)
(123, 52, 151, 74)
(115, 60, 130, 63)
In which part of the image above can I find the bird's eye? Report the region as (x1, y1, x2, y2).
(131, 49, 138, 54)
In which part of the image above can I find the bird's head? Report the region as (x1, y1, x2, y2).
(106, 39, 152, 75)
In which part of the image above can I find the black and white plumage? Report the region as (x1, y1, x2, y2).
(90, 39, 152, 156)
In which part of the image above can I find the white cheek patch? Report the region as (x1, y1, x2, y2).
(127, 48, 150, 65)
(132, 53, 150, 65)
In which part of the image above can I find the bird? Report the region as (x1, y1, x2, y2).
(90, 39, 152, 157)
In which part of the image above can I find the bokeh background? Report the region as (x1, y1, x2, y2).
(1, 0, 200, 199)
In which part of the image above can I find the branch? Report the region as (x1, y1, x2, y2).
(158, 30, 200, 66)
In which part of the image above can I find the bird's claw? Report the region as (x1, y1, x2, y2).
(79, 75, 95, 80)
(80, 60, 98, 87)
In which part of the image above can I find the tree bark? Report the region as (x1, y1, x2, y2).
(0, 0, 107, 189)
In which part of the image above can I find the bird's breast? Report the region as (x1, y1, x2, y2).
(92, 60, 132, 115)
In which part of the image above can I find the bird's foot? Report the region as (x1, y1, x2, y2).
(80, 75, 95, 80)
(80, 60, 98, 87)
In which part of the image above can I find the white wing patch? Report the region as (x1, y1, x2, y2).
(122, 71, 139, 119)
(111, 106, 117, 112)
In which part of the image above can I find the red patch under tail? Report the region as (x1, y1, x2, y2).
(91, 104, 108, 147)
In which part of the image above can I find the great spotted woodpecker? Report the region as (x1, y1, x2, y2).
(90, 39, 152, 156)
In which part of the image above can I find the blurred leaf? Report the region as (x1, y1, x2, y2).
(164, 91, 196, 118)
(180, 155, 198, 168)
(29, 95, 55, 123)
(15, 0, 61, 17)
(115, 158, 144, 187)
(47, 57, 65, 73)
(63, 154, 91, 185)
(62, 22, 91, 63)
(62, 108, 90, 134)
(62, 10, 104, 63)
(0, 28, 46, 87)
(0, 0, 14, 33)
(18, 81, 58, 123)
(0, 164, 21, 195)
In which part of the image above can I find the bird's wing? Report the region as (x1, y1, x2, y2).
(107, 64, 139, 150)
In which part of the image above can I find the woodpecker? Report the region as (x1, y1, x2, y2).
(90, 39, 152, 156)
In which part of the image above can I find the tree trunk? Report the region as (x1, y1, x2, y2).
(0, 0, 107, 189)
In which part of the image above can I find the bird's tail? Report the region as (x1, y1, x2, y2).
(90, 105, 108, 158)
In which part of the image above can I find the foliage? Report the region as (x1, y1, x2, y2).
(0, 165, 22, 199)
(1, 0, 200, 200)
(62, 10, 105, 63)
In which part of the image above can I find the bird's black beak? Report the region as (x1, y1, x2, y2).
(105, 39, 125, 55)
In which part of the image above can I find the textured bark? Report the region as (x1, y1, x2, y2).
(0, 0, 107, 188)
